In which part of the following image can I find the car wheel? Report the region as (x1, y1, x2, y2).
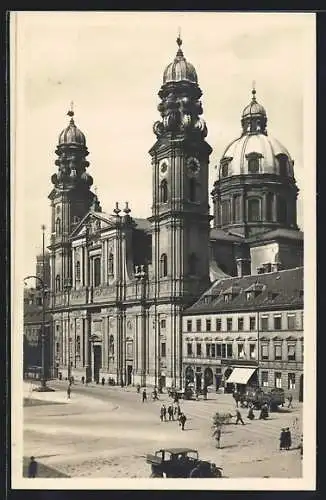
(215, 469, 222, 478)
(150, 472, 163, 478)
(189, 467, 202, 478)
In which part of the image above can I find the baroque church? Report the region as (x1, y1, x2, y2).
(49, 36, 303, 389)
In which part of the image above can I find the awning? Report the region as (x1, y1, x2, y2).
(226, 367, 257, 385)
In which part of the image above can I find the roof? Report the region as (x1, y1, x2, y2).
(162, 448, 198, 454)
(248, 228, 303, 244)
(185, 266, 303, 314)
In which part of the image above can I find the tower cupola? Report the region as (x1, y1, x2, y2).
(241, 86, 267, 135)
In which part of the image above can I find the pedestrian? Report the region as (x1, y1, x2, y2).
(142, 389, 147, 403)
(28, 456, 38, 478)
(136, 384, 140, 394)
(160, 406, 164, 422)
(284, 427, 292, 450)
(299, 435, 303, 459)
(168, 405, 174, 421)
(195, 389, 199, 401)
(203, 386, 208, 400)
(287, 394, 293, 408)
(81, 376, 85, 385)
(101, 377, 105, 386)
(152, 388, 159, 400)
(67, 385, 71, 399)
(247, 407, 255, 420)
(235, 409, 245, 425)
(279, 428, 286, 450)
(179, 413, 187, 430)
(259, 404, 269, 420)
(213, 427, 222, 448)
(162, 404, 167, 421)
(233, 391, 240, 408)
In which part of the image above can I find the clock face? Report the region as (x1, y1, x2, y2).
(159, 159, 169, 177)
(187, 157, 200, 177)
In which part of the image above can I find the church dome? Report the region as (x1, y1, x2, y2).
(58, 110, 86, 146)
(163, 36, 198, 84)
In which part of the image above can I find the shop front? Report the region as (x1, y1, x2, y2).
(225, 366, 258, 394)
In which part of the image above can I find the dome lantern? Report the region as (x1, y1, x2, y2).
(163, 35, 198, 84)
(58, 103, 86, 147)
(241, 86, 267, 135)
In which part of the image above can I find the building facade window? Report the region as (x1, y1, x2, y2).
(196, 319, 202, 332)
(160, 254, 168, 278)
(261, 371, 269, 387)
(55, 217, 61, 235)
(248, 157, 259, 173)
(234, 195, 241, 222)
(261, 344, 269, 360)
(126, 342, 133, 358)
(108, 253, 114, 276)
(196, 343, 202, 356)
(275, 372, 282, 388)
(274, 316, 282, 330)
(227, 343, 233, 358)
(261, 316, 269, 330)
(216, 318, 222, 331)
(221, 200, 231, 225)
(187, 320, 192, 333)
(287, 344, 296, 361)
(161, 342, 166, 358)
(211, 344, 216, 357)
(160, 179, 168, 203)
(206, 343, 211, 357)
(274, 344, 282, 361)
(93, 257, 101, 287)
(288, 373, 296, 390)
(221, 162, 229, 178)
(238, 343, 245, 359)
(249, 316, 256, 330)
(55, 275, 61, 292)
(287, 315, 296, 330)
(187, 343, 193, 356)
(249, 343, 256, 359)
(248, 198, 261, 222)
(227, 318, 233, 331)
(206, 319, 211, 332)
(238, 317, 244, 331)
(75, 261, 81, 283)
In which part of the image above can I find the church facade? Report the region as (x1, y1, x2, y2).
(48, 37, 303, 389)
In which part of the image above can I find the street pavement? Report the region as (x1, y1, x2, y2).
(23, 380, 302, 478)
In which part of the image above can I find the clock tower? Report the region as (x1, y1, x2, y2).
(149, 35, 212, 303)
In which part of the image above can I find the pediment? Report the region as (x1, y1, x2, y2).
(70, 211, 116, 240)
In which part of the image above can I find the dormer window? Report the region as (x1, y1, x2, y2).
(246, 152, 262, 174)
(277, 154, 288, 177)
(220, 157, 232, 178)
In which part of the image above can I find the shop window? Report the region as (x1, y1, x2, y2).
(261, 344, 269, 360)
(187, 320, 192, 332)
(206, 319, 211, 332)
(249, 344, 256, 359)
(187, 343, 193, 356)
(275, 372, 282, 389)
(287, 344, 296, 361)
(288, 373, 296, 390)
(274, 316, 282, 330)
(161, 342, 166, 358)
(227, 318, 233, 331)
(248, 198, 261, 222)
(196, 343, 202, 356)
(238, 317, 244, 331)
(261, 316, 269, 330)
(261, 371, 269, 387)
(160, 254, 168, 277)
(275, 344, 282, 361)
(287, 315, 296, 330)
(250, 316, 256, 330)
(216, 318, 222, 331)
(196, 319, 202, 332)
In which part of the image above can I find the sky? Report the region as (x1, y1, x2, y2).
(11, 11, 315, 278)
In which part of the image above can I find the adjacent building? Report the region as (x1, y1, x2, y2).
(43, 36, 303, 391)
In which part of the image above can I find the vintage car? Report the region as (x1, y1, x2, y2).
(239, 387, 285, 410)
(167, 387, 194, 400)
(146, 447, 223, 478)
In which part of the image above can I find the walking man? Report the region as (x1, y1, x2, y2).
(162, 404, 167, 421)
(284, 427, 292, 450)
(160, 406, 164, 422)
(168, 405, 174, 421)
(142, 389, 147, 403)
(287, 394, 293, 408)
(235, 409, 245, 425)
(214, 427, 222, 448)
(279, 428, 286, 450)
(28, 456, 38, 478)
(67, 385, 71, 399)
(179, 413, 187, 430)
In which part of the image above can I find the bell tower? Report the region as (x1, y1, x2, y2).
(48, 105, 97, 295)
(149, 36, 212, 303)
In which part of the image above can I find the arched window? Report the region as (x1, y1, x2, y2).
(189, 178, 197, 202)
(188, 253, 197, 276)
(277, 196, 287, 224)
(278, 155, 288, 177)
(266, 193, 274, 221)
(160, 180, 168, 203)
(55, 275, 61, 292)
(248, 198, 261, 222)
(248, 157, 259, 174)
(234, 195, 241, 222)
(108, 252, 114, 276)
(75, 261, 81, 282)
(221, 162, 229, 178)
(55, 218, 61, 235)
(160, 254, 168, 278)
(93, 257, 101, 287)
(221, 200, 231, 225)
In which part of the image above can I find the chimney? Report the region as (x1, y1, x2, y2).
(236, 258, 251, 277)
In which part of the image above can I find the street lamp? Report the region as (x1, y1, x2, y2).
(24, 225, 54, 392)
(63, 277, 72, 381)
(135, 265, 147, 387)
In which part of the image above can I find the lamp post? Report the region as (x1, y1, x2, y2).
(135, 265, 147, 387)
(64, 277, 72, 381)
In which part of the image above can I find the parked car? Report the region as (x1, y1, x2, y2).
(167, 387, 194, 400)
(239, 387, 285, 410)
(146, 448, 223, 478)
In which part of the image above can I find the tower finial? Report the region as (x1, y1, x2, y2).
(67, 100, 74, 118)
(176, 27, 183, 56)
(252, 81, 256, 100)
